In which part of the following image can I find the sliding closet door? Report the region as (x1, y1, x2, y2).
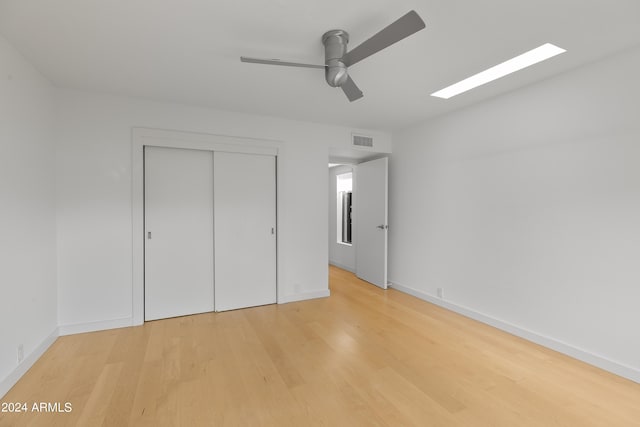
(214, 152, 277, 311)
(144, 147, 215, 321)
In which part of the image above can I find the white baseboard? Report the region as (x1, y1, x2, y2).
(388, 281, 640, 384)
(329, 261, 355, 273)
(0, 328, 59, 398)
(58, 316, 134, 336)
(279, 289, 330, 304)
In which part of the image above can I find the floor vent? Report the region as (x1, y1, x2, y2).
(352, 134, 374, 148)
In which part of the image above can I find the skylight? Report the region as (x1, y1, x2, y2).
(431, 43, 566, 99)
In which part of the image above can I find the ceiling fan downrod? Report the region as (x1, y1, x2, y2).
(322, 30, 349, 87)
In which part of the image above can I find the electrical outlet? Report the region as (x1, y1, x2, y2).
(17, 344, 24, 364)
(437, 288, 444, 299)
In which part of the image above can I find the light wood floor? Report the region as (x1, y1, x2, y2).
(2, 266, 639, 426)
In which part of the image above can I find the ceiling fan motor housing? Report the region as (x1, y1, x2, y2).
(322, 30, 349, 87)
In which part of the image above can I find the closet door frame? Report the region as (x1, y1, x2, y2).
(132, 128, 281, 325)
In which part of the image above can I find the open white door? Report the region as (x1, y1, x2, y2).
(144, 147, 215, 320)
(355, 157, 388, 288)
(214, 152, 277, 311)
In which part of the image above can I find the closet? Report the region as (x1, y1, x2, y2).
(144, 146, 276, 321)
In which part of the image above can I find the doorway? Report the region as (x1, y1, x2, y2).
(328, 165, 356, 272)
(328, 156, 388, 289)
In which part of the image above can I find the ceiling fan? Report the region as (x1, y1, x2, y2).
(240, 10, 425, 102)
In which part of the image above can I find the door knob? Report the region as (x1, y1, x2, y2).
(376, 225, 388, 229)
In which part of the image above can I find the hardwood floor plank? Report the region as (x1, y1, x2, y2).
(1, 265, 639, 426)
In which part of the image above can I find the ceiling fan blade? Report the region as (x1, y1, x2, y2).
(344, 10, 425, 67)
(240, 56, 326, 69)
(341, 75, 364, 102)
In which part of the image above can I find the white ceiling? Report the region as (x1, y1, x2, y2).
(1, 0, 640, 131)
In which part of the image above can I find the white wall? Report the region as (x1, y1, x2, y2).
(55, 90, 391, 330)
(328, 165, 356, 271)
(0, 35, 57, 394)
(389, 46, 640, 381)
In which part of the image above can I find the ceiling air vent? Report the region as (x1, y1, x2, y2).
(352, 134, 374, 149)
